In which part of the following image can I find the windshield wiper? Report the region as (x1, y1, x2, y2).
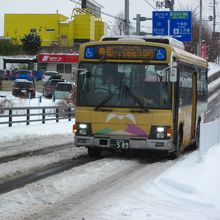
(95, 88, 119, 111)
(125, 85, 148, 112)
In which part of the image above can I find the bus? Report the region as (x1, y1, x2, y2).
(73, 36, 208, 158)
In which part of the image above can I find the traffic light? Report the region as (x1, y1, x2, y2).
(164, 0, 174, 10)
(165, 0, 171, 8)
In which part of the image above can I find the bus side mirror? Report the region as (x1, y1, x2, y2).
(170, 62, 177, 82)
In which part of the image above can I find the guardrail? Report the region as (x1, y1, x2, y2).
(0, 105, 75, 127)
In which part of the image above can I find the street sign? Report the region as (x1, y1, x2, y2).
(152, 11, 192, 42)
(169, 11, 192, 42)
(152, 11, 169, 36)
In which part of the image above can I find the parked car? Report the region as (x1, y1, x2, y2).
(0, 69, 12, 80)
(54, 82, 73, 99)
(0, 69, 6, 80)
(15, 70, 34, 81)
(12, 79, 35, 98)
(43, 79, 64, 98)
(42, 71, 62, 84)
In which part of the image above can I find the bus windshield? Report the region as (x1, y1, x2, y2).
(77, 62, 172, 109)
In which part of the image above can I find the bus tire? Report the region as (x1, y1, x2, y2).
(88, 147, 102, 158)
(169, 132, 182, 160)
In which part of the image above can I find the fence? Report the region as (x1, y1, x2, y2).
(199, 118, 220, 161)
(0, 105, 75, 127)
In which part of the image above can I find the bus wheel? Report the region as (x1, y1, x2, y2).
(169, 133, 182, 160)
(88, 147, 102, 158)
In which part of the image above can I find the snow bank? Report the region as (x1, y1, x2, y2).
(153, 145, 220, 209)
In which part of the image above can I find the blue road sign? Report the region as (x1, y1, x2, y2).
(152, 11, 169, 36)
(152, 11, 192, 42)
(169, 11, 192, 42)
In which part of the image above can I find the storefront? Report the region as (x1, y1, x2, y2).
(38, 53, 78, 81)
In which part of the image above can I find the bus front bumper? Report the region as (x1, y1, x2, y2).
(74, 135, 175, 152)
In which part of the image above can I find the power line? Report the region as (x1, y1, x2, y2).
(101, 10, 124, 21)
(143, 0, 156, 10)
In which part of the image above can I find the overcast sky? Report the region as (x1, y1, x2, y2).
(0, 0, 217, 36)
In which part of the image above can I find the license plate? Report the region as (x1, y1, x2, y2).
(110, 139, 129, 149)
(21, 90, 26, 93)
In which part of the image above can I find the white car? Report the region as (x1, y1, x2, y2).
(42, 71, 61, 85)
(54, 82, 73, 99)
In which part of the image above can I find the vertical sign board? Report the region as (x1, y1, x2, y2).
(200, 43, 207, 59)
(152, 11, 192, 42)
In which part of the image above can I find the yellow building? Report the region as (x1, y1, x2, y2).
(4, 10, 104, 47)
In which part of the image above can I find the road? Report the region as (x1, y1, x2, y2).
(0, 151, 178, 220)
(30, 158, 175, 220)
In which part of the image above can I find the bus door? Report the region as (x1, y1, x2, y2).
(178, 65, 194, 146)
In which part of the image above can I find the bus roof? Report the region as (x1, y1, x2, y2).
(174, 47, 208, 68)
(100, 35, 185, 50)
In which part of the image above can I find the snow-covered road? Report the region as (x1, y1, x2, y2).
(2, 126, 217, 220)
(0, 123, 220, 220)
(0, 155, 175, 220)
(1, 149, 220, 220)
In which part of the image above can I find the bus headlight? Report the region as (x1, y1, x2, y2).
(149, 126, 172, 139)
(77, 123, 92, 136)
(79, 123, 87, 129)
(156, 127, 165, 138)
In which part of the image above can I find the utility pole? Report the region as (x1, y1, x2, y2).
(135, 14, 141, 35)
(198, 0, 202, 56)
(213, 0, 216, 33)
(124, 0, 129, 35)
(133, 14, 152, 35)
(81, 0, 87, 8)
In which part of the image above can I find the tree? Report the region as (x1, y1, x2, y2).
(110, 12, 135, 36)
(184, 10, 220, 62)
(0, 40, 21, 55)
(21, 33, 41, 54)
(110, 12, 125, 35)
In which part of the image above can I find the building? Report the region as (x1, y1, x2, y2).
(37, 53, 78, 81)
(4, 9, 104, 47)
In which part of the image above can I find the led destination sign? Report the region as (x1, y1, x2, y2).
(84, 45, 166, 61)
